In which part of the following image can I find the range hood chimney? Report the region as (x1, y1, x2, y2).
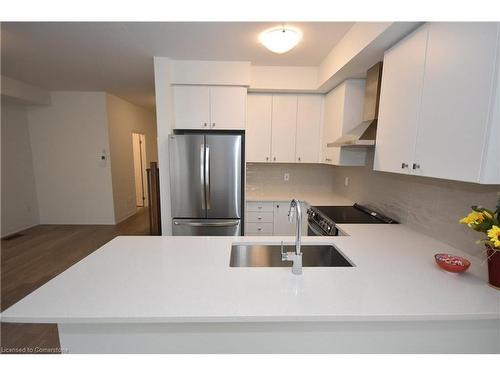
(328, 61, 383, 147)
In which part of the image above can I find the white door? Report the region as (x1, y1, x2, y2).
(374, 25, 429, 175)
(246, 94, 272, 162)
(132, 133, 147, 207)
(273, 202, 295, 235)
(322, 86, 343, 165)
(173, 85, 210, 129)
(209, 86, 246, 130)
(414, 22, 499, 182)
(295, 95, 322, 163)
(271, 95, 297, 163)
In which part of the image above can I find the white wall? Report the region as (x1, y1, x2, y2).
(249, 66, 319, 92)
(106, 94, 158, 223)
(1, 75, 51, 105)
(170, 60, 251, 86)
(153, 57, 175, 235)
(331, 152, 500, 256)
(27, 92, 116, 224)
(1, 100, 40, 236)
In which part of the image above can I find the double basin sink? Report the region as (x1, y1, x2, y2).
(230, 244, 354, 268)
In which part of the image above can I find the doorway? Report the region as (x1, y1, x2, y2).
(132, 133, 147, 207)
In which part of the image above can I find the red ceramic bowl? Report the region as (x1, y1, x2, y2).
(434, 253, 471, 273)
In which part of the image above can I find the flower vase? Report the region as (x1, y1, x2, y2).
(486, 246, 500, 289)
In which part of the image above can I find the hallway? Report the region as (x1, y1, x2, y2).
(1, 207, 150, 353)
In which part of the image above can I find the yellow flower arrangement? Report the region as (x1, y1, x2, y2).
(459, 212, 486, 226)
(459, 195, 500, 250)
(487, 226, 500, 248)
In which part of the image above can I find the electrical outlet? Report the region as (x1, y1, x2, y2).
(344, 177, 349, 187)
(284, 173, 290, 182)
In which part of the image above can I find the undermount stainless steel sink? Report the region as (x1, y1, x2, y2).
(230, 244, 354, 268)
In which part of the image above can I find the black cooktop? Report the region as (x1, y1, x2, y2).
(314, 204, 397, 224)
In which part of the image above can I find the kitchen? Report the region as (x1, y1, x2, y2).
(1, 18, 500, 361)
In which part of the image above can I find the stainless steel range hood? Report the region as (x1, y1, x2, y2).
(328, 62, 383, 148)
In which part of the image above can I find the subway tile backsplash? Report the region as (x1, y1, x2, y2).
(330, 163, 500, 257)
(246, 161, 500, 257)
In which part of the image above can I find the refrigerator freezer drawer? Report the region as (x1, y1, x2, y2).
(172, 219, 241, 236)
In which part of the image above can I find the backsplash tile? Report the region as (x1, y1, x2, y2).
(331, 162, 500, 256)
(246, 160, 500, 257)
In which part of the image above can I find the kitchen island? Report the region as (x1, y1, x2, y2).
(2, 225, 499, 353)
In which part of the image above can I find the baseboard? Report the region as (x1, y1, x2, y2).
(114, 208, 138, 224)
(1, 223, 39, 239)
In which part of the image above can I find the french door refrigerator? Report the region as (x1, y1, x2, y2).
(169, 131, 244, 236)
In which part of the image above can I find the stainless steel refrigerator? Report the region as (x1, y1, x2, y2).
(169, 132, 243, 236)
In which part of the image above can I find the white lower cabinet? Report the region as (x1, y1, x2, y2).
(245, 201, 306, 236)
(272, 202, 296, 236)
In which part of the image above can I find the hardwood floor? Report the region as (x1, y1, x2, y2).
(1, 207, 150, 354)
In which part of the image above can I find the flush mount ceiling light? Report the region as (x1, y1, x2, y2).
(258, 25, 302, 54)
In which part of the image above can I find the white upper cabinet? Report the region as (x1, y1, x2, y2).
(414, 23, 499, 182)
(246, 93, 323, 164)
(322, 80, 367, 166)
(173, 86, 210, 129)
(295, 95, 323, 163)
(375, 25, 428, 174)
(271, 95, 298, 163)
(173, 85, 246, 130)
(246, 94, 272, 162)
(209, 86, 246, 130)
(375, 22, 500, 184)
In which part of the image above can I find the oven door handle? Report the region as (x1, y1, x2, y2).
(307, 221, 327, 236)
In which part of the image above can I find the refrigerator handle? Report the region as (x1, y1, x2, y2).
(205, 144, 211, 209)
(200, 143, 206, 210)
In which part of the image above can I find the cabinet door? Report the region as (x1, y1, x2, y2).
(173, 86, 210, 129)
(246, 94, 272, 162)
(209, 86, 246, 130)
(271, 95, 297, 163)
(322, 86, 343, 165)
(374, 25, 428, 174)
(273, 202, 295, 235)
(414, 23, 499, 182)
(295, 95, 322, 163)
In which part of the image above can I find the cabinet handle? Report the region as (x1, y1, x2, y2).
(273, 157, 276, 161)
(212, 123, 215, 128)
(257, 227, 262, 231)
(258, 206, 262, 209)
(401, 163, 408, 169)
(298, 157, 301, 162)
(203, 123, 207, 127)
(266, 156, 269, 161)
(258, 217, 262, 220)
(412, 163, 420, 170)
(325, 158, 332, 162)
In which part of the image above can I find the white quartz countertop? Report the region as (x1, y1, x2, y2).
(246, 190, 353, 206)
(2, 225, 499, 324)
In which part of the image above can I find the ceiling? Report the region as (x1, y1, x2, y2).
(1, 22, 354, 108)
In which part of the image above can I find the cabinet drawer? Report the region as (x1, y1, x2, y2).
(245, 222, 273, 235)
(246, 211, 274, 223)
(246, 201, 274, 212)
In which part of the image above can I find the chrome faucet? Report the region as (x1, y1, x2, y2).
(281, 199, 303, 275)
